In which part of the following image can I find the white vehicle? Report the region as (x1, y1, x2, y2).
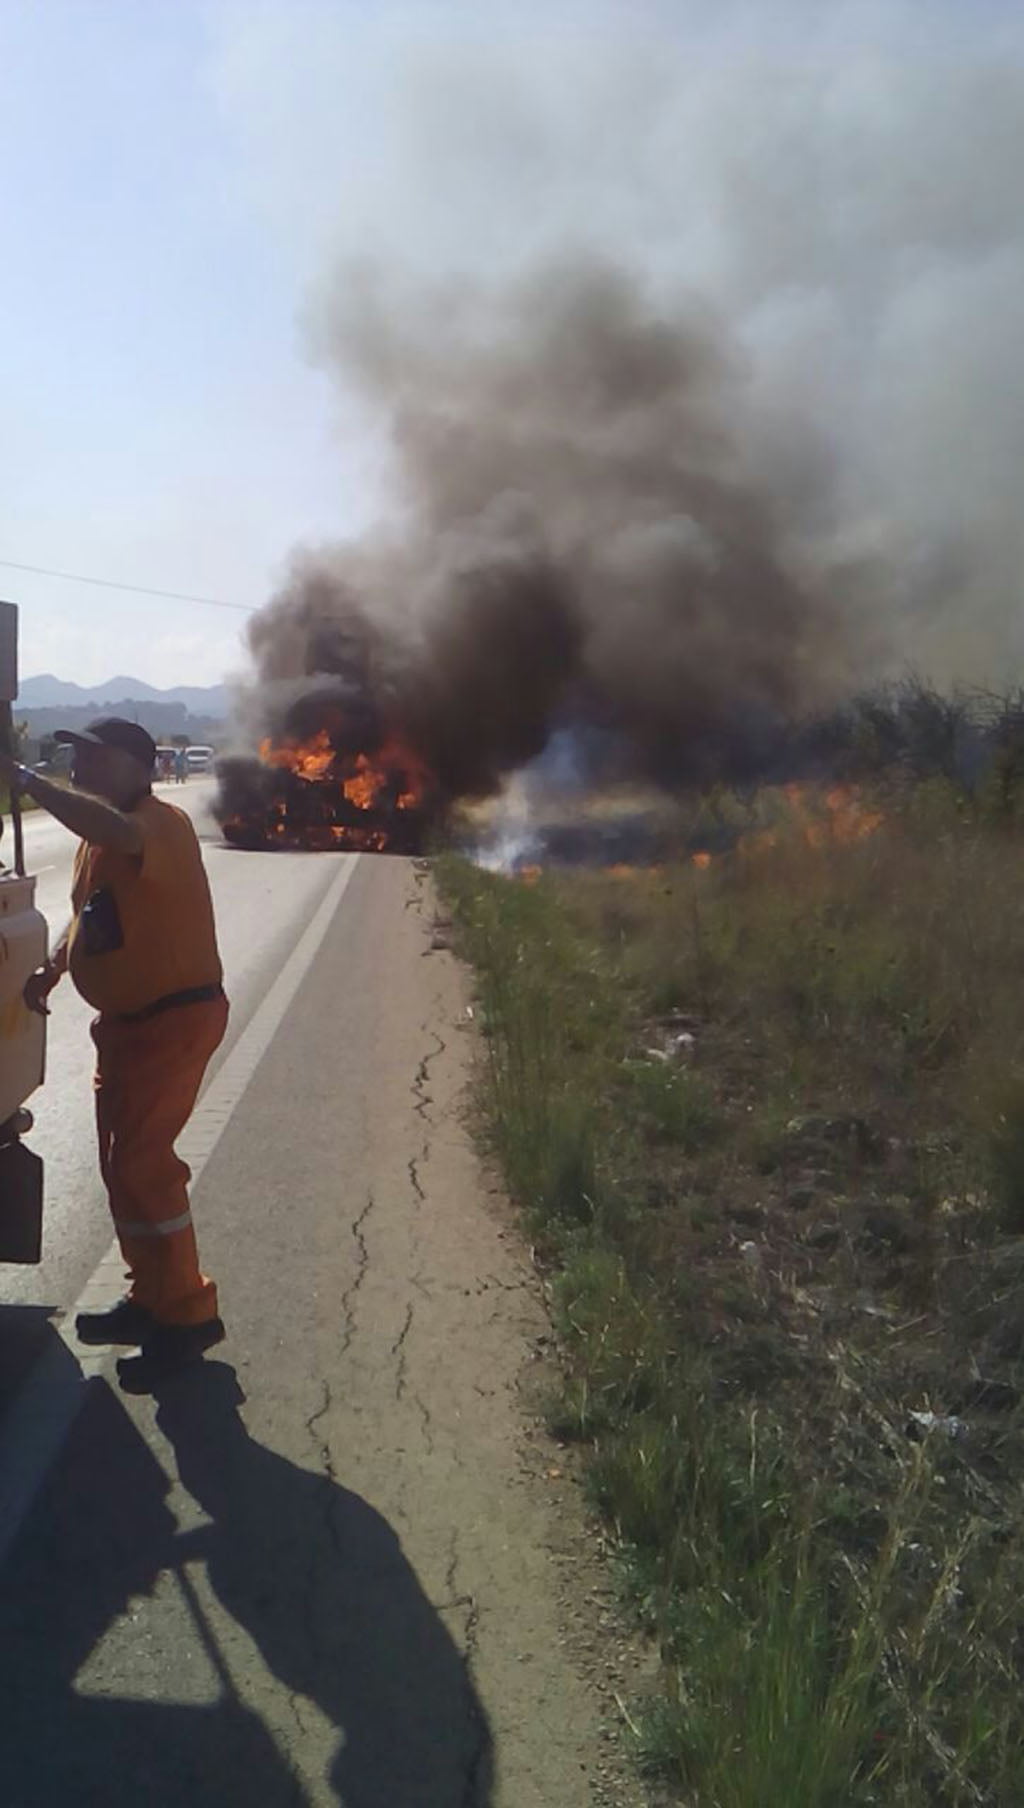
(0, 602, 46, 1262)
(186, 744, 214, 774)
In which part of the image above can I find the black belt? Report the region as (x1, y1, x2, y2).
(118, 983, 225, 1024)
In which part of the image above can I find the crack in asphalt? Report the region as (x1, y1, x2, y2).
(412, 1027, 446, 1215)
(391, 1302, 414, 1400)
(411, 1388, 435, 1456)
(276, 1711, 313, 1808)
(443, 1528, 489, 1808)
(390, 1301, 414, 1356)
(339, 1192, 375, 1359)
(481, 1271, 531, 1294)
(305, 1376, 332, 1456)
(305, 1380, 343, 1519)
(443, 1529, 482, 1673)
(409, 1026, 446, 1209)
(411, 1029, 446, 1122)
(300, 1375, 349, 1743)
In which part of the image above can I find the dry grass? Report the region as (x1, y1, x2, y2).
(439, 786, 1024, 1806)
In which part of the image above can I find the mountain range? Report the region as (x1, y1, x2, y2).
(17, 673, 229, 717)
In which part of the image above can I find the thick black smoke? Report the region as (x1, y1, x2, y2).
(230, 260, 881, 801)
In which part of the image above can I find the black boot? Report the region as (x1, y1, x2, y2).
(75, 1297, 156, 1346)
(116, 1317, 226, 1394)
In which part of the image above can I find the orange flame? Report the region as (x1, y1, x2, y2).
(688, 785, 883, 871)
(258, 731, 429, 813)
(824, 784, 884, 842)
(227, 725, 436, 852)
(259, 729, 334, 781)
(739, 783, 883, 858)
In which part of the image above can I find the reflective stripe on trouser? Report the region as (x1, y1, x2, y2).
(92, 993, 229, 1327)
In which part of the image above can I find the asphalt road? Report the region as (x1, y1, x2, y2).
(0, 795, 649, 1807)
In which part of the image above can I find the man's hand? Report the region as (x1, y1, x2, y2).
(4, 761, 143, 856)
(24, 963, 61, 1016)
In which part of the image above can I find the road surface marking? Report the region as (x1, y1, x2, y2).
(0, 854, 360, 1566)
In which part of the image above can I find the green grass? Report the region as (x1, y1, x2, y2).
(438, 797, 1024, 1806)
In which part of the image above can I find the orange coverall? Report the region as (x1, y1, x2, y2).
(69, 794, 226, 1327)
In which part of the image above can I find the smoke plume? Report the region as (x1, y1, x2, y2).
(237, 259, 881, 798)
(216, 4, 1024, 800)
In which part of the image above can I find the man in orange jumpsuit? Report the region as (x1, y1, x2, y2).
(2, 718, 227, 1391)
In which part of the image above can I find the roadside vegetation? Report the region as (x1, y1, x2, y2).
(438, 694, 1024, 1806)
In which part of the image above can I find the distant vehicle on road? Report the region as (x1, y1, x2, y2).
(186, 745, 214, 774)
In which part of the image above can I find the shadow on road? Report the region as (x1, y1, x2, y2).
(0, 1349, 493, 1806)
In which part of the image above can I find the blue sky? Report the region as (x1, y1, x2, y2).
(1, 1, 351, 686)
(2, 0, 1022, 689)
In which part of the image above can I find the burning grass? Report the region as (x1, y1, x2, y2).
(439, 788, 1024, 1805)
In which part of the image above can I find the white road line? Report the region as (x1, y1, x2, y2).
(0, 853, 360, 1566)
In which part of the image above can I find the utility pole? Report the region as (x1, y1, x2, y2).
(0, 602, 25, 875)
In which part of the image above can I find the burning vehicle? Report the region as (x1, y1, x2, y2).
(214, 678, 442, 854)
(216, 737, 437, 853)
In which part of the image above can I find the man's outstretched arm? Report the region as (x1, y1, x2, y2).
(0, 756, 143, 855)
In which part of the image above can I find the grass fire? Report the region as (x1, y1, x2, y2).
(433, 683, 1024, 1805)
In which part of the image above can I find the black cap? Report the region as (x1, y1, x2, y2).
(54, 718, 157, 772)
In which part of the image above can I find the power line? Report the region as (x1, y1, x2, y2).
(0, 557, 256, 614)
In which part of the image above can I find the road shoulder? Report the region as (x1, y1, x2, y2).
(193, 852, 657, 1803)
